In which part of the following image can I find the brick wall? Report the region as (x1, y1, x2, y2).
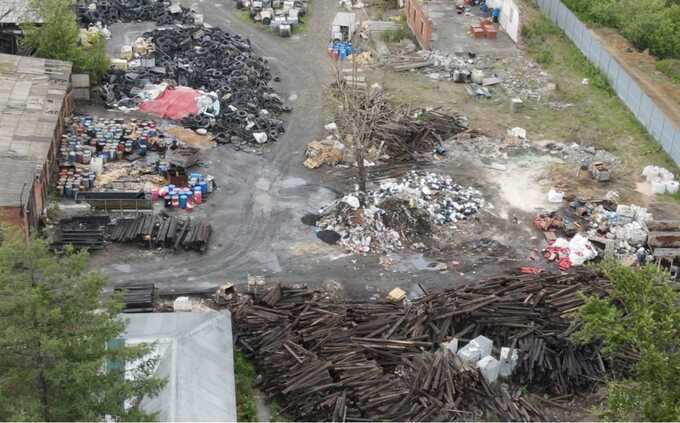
(404, 0, 433, 49)
(0, 206, 28, 235)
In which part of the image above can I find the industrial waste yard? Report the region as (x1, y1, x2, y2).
(1, 0, 679, 419)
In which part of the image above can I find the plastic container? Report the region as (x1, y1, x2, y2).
(193, 187, 203, 204)
(151, 187, 160, 202)
(179, 194, 188, 209)
(666, 180, 679, 194)
(199, 181, 208, 195)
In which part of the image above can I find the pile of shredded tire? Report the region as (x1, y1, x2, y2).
(101, 25, 290, 146)
(314, 171, 483, 254)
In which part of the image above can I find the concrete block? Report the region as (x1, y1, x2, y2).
(499, 347, 518, 377)
(477, 355, 500, 384)
(443, 338, 458, 355)
(457, 335, 492, 365)
(173, 296, 192, 311)
(471, 335, 493, 358)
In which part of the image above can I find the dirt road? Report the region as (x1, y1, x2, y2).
(92, 0, 541, 298)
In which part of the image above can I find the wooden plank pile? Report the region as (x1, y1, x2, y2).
(337, 91, 468, 162)
(109, 214, 212, 252)
(115, 283, 156, 312)
(232, 269, 616, 421)
(50, 216, 110, 251)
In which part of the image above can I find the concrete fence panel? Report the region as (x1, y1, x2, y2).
(536, 0, 680, 165)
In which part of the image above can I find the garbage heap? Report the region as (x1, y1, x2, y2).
(535, 199, 655, 269)
(316, 171, 482, 254)
(102, 25, 289, 146)
(77, 0, 195, 26)
(231, 269, 624, 421)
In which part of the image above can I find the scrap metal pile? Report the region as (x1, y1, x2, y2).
(102, 25, 290, 145)
(109, 214, 212, 252)
(315, 171, 482, 254)
(232, 269, 620, 421)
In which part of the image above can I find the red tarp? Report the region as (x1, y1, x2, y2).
(139, 86, 200, 120)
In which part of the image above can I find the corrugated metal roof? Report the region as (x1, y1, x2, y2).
(0, 53, 71, 206)
(0, 0, 40, 24)
(123, 311, 237, 422)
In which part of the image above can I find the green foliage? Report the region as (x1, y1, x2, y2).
(562, 0, 680, 59)
(20, 0, 80, 62)
(20, 0, 110, 81)
(0, 228, 165, 421)
(574, 263, 680, 421)
(656, 59, 680, 82)
(234, 350, 258, 422)
(76, 32, 111, 82)
(382, 15, 416, 43)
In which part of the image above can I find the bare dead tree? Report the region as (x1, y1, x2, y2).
(333, 59, 389, 203)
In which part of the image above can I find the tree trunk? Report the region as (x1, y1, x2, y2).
(355, 137, 367, 203)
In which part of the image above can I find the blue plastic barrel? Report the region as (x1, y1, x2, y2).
(199, 181, 208, 195)
(179, 194, 188, 209)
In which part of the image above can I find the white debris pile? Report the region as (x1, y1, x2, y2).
(451, 335, 519, 384)
(588, 203, 653, 259)
(316, 171, 483, 254)
(642, 165, 678, 194)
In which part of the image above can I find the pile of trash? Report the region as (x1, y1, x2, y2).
(316, 171, 483, 254)
(101, 25, 290, 146)
(642, 165, 679, 194)
(534, 199, 655, 269)
(77, 0, 196, 26)
(235, 0, 307, 37)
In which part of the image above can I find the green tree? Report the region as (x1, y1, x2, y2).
(20, 0, 110, 81)
(20, 0, 80, 62)
(0, 229, 165, 421)
(574, 263, 680, 421)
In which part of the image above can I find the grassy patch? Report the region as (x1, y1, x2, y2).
(656, 59, 680, 83)
(381, 14, 415, 43)
(518, 3, 678, 176)
(234, 350, 257, 422)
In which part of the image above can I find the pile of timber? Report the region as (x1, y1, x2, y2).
(337, 90, 468, 162)
(231, 270, 617, 421)
(115, 283, 156, 312)
(109, 214, 211, 252)
(50, 216, 110, 251)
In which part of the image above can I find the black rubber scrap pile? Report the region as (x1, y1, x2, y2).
(101, 25, 290, 146)
(231, 269, 623, 421)
(76, 0, 194, 26)
(108, 214, 211, 252)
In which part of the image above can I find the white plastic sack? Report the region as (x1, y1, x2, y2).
(666, 180, 679, 194)
(342, 195, 360, 209)
(253, 132, 268, 144)
(548, 189, 564, 203)
(568, 234, 597, 266)
(651, 179, 666, 194)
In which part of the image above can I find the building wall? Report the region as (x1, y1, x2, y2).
(404, 0, 433, 49)
(489, 0, 522, 43)
(1, 89, 73, 235)
(0, 206, 27, 234)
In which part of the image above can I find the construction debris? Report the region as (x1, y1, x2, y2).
(316, 171, 482, 254)
(231, 269, 619, 421)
